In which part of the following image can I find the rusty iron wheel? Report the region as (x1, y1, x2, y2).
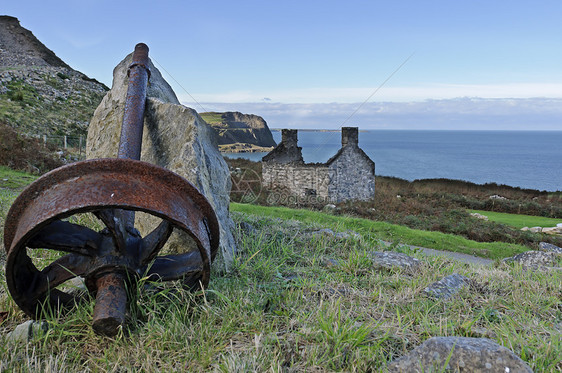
(3, 158, 219, 330)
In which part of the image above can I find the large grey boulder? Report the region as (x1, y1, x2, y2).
(86, 52, 236, 268)
(387, 337, 533, 372)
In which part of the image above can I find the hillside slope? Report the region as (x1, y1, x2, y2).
(0, 16, 107, 139)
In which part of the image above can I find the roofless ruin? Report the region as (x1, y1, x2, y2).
(262, 127, 375, 203)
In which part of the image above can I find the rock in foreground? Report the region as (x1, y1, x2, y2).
(388, 337, 532, 372)
(424, 273, 468, 300)
(370, 251, 421, 272)
(86, 51, 236, 267)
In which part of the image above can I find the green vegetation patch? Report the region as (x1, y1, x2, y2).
(199, 112, 224, 124)
(0, 166, 37, 190)
(470, 209, 562, 229)
(231, 203, 528, 260)
(0, 73, 105, 139)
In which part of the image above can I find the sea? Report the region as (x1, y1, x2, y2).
(223, 130, 562, 192)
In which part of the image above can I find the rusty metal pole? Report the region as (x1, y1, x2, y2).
(92, 43, 151, 336)
(118, 42, 151, 228)
(118, 42, 150, 161)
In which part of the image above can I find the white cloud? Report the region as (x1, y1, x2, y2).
(178, 83, 562, 104)
(185, 98, 562, 131)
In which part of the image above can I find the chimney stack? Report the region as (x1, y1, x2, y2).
(281, 129, 298, 147)
(341, 127, 358, 147)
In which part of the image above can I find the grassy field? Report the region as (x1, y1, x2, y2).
(0, 167, 561, 371)
(0, 209, 560, 371)
(470, 209, 562, 229)
(232, 203, 528, 260)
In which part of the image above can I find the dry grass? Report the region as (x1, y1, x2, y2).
(0, 208, 560, 372)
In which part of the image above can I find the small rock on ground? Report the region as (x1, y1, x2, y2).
(424, 273, 468, 300)
(7, 320, 49, 342)
(370, 251, 421, 272)
(387, 337, 532, 372)
(503, 250, 560, 269)
(311, 229, 361, 240)
(311, 228, 335, 238)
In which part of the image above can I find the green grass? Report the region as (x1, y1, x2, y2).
(199, 112, 224, 125)
(470, 209, 562, 229)
(0, 210, 560, 371)
(232, 203, 529, 260)
(0, 166, 37, 190)
(0, 169, 560, 371)
(0, 74, 105, 139)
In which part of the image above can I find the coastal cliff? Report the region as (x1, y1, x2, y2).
(200, 111, 276, 152)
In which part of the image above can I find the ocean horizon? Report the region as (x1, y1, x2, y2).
(224, 129, 562, 192)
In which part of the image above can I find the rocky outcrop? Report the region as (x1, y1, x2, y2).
(503, 250, 560, 269)
(388, 337, 533, 372)
(0, 16, 69, 68)
(0, 16, 107, 138)
(86, 52, 237, 268)
(200, 111, 276, 152)
(521, 225, 562, 235)
(469, 212, 488, 221)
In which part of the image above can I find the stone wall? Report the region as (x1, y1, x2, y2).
(262, 127, 375, 203)
(327, 143, 375, 202)
(262, 163, 331, 200)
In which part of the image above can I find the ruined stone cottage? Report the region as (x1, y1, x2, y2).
(262, 127, 375, 203)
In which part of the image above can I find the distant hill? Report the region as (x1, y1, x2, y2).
(0, 16, 108, 139)
(200, 111, 276, 152)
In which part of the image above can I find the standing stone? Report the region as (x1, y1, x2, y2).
(86, 52, 236, 268)
(387, 337, 533, 372)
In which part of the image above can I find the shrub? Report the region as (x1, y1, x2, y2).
(0, 121, 63, 174)
(57, 72, 70, 80)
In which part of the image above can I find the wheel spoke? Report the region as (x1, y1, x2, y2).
(139, 220, 173, 264)
(94, 209, 127, 252)
(144, 251, 203, 282)
(27, 220, 101, 256)
(25, 253, 93, 301)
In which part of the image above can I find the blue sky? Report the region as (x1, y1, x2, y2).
(4, 1, 562, 129)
